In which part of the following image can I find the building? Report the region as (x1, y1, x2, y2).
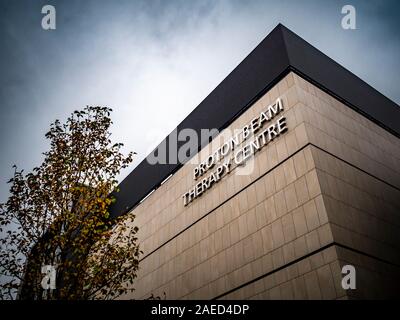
(110, 24, 400, 299)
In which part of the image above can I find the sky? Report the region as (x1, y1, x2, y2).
(0, 0, 399, 204)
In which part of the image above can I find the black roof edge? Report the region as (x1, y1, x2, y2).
(109, 23, 400, 219)
(280, 25, 400, 139)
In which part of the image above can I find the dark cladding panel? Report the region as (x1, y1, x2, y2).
(281, 25, 400, 136)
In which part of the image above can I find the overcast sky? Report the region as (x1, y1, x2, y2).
(0, 0, 399, 203)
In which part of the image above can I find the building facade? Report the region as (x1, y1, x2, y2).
(112, 25, 400, 300)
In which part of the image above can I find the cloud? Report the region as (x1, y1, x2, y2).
(0, 0, 399, 203)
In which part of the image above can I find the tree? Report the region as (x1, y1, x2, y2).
(0, 106, 141, 300)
